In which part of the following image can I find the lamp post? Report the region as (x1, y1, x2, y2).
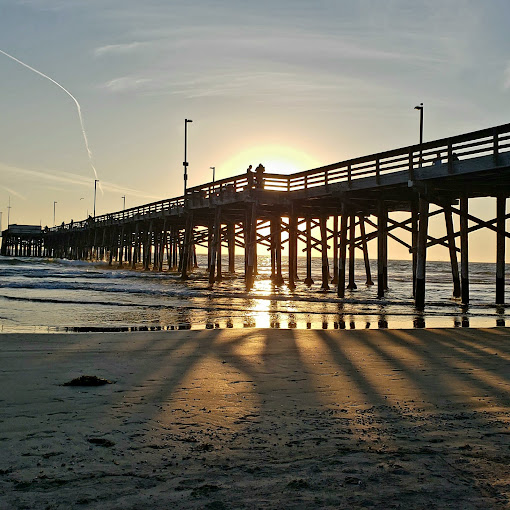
(93, 179, 99, 219)
(183, 118, 193, 195)
(414, 102, 424, 167)
(53, 201, 57, 226)
(122, 195, 126, 210)
(7, 196, 11, 227)
(210, 166, 215, 183)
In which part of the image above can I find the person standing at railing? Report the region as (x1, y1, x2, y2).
(255, 163, 265, 188)
(432, 152, 442, 166)
(246, 164, 254, 189)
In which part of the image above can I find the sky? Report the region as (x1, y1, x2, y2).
(0, 0, 509, 261)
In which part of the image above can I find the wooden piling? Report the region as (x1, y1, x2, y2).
(245, 203, 256, 289)
(181, 215, 193, 280)
(270, 218, 276, 282)
(320, 215, 330, 290)
(411, 201, 418, 297)
(415, 197, 429, 309)
(460, 196, 469, 305)
(496, 195, 506, 304)
(159, 220, 167, 272)
(118, 227, 124, 268)
(275, 216, 284, 286)
(288, 213, 297, 290)
(208, 207, 221, 284)
(227, 222, 235, 273)
(377, 202, 387, 298)
(331, 215, 339, 284)
(347, 215, 357, 290)
(304, 217, 314, 286)
(216, 223, 223, 282)
(359, 216, 373, 285)
(444, 205, 461, 298)
(337, 209, 348, 298)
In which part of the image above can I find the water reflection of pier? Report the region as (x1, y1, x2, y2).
(3, 122, 510, 310)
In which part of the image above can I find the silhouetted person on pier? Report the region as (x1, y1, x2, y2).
(255, 163, 265, 188)
(246, 164, 254, 189)
(432, 152, 442, 166)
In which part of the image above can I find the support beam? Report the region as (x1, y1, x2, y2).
(460, 196, 469, 305)
(245, 203, 257, 289)
(228, 222, 236, 273)
(444, 206, 461, 298)
(331, 215, 339, 284)
(347, 215, 357, 290)
(288, 213, 298, 290)
(377, 202, 387, 298)
(274, 216, 284, 286)
(304, 217, 314, 286)
(320, 215, 330, 290)
(181, 215, 193, 280)
(415, 197, 429, 309)
(496, 196, 506, 304)
(411, 201, 418, 297)
(337, 209, 348, 298)
(208, 207, 221, 285)
(216, 223, 223, 282)
(359, 216, 373, 285)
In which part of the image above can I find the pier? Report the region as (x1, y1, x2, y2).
(2, 122, 510, 309)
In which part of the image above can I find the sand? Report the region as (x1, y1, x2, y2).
(0, 327, 509, 509)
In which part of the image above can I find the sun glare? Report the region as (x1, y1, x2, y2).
(221, 145, 320, 176)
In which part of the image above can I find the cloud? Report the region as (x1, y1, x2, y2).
(505, 62, 510, 89)
(93, 41, 149, 57)
(0, 162, 162, 201)
(1, 186, 26, 201)
(102, 76, 153, 92)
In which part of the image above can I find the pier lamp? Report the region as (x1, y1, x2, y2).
(183, 119, 193, 195)
(94, 179, 99, 219)
(53, 201, 57, 226)
(414, 102, 424, 167)
(210, 166, 215, 183)
(122, 195, 126, 210)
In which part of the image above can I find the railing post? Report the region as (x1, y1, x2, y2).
(325, 170, 328, 187)
(493, 128, 499, 167)
(304, 175, 308, 189)
(375, 159, 380, 185)
(408, 151, 414, 181)
(347, 164, 352, 188)
(448, 140, 454, 174)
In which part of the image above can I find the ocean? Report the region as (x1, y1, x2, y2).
(0, 254, 507, 333)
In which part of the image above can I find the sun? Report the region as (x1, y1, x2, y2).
(221, 144, 321, 177)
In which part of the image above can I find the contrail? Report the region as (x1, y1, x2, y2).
(0, 48, 99, 182)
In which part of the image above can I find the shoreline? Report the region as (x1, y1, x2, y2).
(1, 327, 509, 508)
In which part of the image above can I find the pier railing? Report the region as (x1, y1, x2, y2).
(50, 122, 510, 232)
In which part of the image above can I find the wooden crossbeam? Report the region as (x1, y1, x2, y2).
(426, 211, 510, 248)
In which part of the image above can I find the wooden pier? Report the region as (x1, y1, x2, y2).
(2, 122, 510, 309)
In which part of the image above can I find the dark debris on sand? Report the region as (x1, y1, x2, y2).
(63, 375, 114, 386)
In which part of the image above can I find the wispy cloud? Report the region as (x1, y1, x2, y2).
(1, 186, 26, 201)
(102, 76, 153, 92)
(504, 62, 510, 89)
(0, 162, 162, 201)
(93, 41, 149, 57)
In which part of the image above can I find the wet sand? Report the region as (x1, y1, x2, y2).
(0, 328, 509, 509)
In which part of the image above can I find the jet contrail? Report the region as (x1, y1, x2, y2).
(0, 48, 99, 183)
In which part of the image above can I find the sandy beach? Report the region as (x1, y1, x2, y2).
(0, 327, 509, 509)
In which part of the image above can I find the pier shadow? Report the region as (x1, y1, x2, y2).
(3, 328, 510, 509)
